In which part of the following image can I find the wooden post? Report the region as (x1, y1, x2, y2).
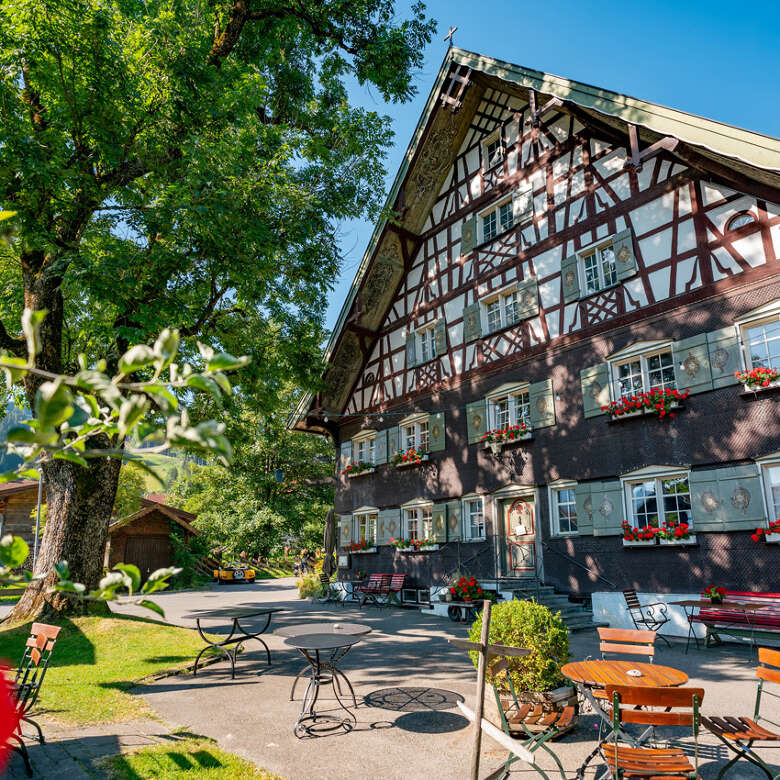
(470, 599, 492, 780)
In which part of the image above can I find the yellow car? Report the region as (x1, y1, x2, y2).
(213, 562, 256, 584)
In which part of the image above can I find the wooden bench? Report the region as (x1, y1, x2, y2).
(357, 573, 406, 607)
(691, 590, 780, 652)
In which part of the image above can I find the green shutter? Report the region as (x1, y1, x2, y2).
(446, 500, 463, 541)
(461, 216, 477, 254)
(613, 229, 638, 281)
(374, 429, 388, 465)
(591, 480, 624, 536)
(516, 277, 539, 320)
(691, 465, 765, 532)
(429, 411, 446, 452)
(580, 364, 611, 417)
(434, 318, 447, 356)
(513, 184, 534, 224)
(378, 508, 401, 544)
(339, 514, 353, 548)
(529, 379, 556, 429)
(707, 327, 741, 388)
(561, 253, 581, 303)
(339, 441, 352, 473)
(466, 399, 488, 444)
(387, 425, 400, 457)
(406, 331, 417, 368)
(673, 334, 713, 394)
(574, 483, 594, 535)
(463, 302, 482, 342)
(432, 502, 448, 542)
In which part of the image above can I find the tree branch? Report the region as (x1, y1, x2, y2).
(0, 317, 25, 357)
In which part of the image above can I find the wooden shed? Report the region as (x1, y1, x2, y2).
(107, 497, 200, 579)
(0, 481, 44, 549)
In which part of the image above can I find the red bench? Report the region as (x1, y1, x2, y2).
(690, 590, 780, 652)
(357, 573, 406, 607)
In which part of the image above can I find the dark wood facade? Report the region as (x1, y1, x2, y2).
(0, 481, 44, 552)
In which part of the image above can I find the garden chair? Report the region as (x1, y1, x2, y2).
(316, 572, 339, 604)
(702, 646, 780, 779)
(598, 627, 656, 662)
(623, 589, 671, 647)
(599, 684, 705, 780)
(10, 623, 61, 777)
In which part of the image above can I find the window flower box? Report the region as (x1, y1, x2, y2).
(343, 461, 375, 478)
(735, 366, 779, 391)
(752, 520, 780, 544)
(351, 547, 377, 554)
(346, 466, 375, 478)
(659, 535, 697, 546)
(399, 544, 439, 552)
(622, 538, 656, 547)
(392, 448, 428, 468)
(603, 388, 689, 421)
(482, 425, 533, 454)
(345, 539, 376, 554)
(765, 534, 780, 544)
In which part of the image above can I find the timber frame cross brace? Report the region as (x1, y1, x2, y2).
(526, 89, 563, 129)
(626, 123, 679, 171)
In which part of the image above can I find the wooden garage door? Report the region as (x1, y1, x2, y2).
(124, 535, 171, 580)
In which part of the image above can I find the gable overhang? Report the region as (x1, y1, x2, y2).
(290, 48, 780, 435)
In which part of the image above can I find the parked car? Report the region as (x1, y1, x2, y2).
(213, 562, 256, 584)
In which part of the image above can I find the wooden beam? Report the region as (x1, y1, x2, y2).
(626, 123, 679, 171)
(526, 90, 563, 128)
(345, 322, 378, 339)
(457, 702, 535, 764)
(470, 599, 491, 780)
(448, 637, 530, 657)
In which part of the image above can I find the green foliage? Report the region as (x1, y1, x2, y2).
(112, 463, 147, 519)
(297, 571, 326, 599)
(469, 600, 570, 693)
(169, 526, 211, 590)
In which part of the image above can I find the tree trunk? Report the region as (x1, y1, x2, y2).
(7, 448, 122, 623)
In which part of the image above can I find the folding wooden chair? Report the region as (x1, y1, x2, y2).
(623, 589, 671, 647)
(600, 684, 705, 780)
(702, 647, 780, 779)
(11, 623, 62, 776)
(598, 627, 656, 662)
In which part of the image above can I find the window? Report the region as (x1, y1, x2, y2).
(483, 132, 504, 169)
(581, 241, 618, 295)
(481, 285, 522, 332)
(404, 506, 432, 539)
(480, 197, 513, 244)
(464, 498, 485, 540)
(551, 486, 578, 535)
(417, 325, 436, 364)
(625, 473, 691, 529)
(482, 210, 497, 242)
(354, 435, 376, 465)
(762, 464, 780, 520)
(742, 317, 780, 372)
(355, 511, 377, 543)
(613, 347, 676, 398)
(488, 387, 530, 430)
(726, 211, 756, 231)
(401, 417, 429, 452)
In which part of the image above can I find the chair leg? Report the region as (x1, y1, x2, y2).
(656, 633, 672, 648)
(22, 715, 44, 744)
(10, 733, 32, 777)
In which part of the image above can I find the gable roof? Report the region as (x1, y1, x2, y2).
(0, 480, 39, 498)
(290, 47, 780, 434)
(110, 497, 200, 536)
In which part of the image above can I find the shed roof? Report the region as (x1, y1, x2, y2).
(0, 481, 39, 498)
(110, 498, 200, 537)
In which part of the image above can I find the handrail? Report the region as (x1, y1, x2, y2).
(435, 543, 493, 585)
(541, 542, 616, 589)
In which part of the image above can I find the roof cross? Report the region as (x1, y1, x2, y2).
(443, 26, 457, 48)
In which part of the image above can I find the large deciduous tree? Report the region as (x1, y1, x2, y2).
(0, 0, 435, 619)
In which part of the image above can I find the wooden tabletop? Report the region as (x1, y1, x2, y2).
(670, 600, 768, 610)
(562, 659, 688, 689)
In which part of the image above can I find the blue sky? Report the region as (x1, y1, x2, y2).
(325, 0, 779, 332)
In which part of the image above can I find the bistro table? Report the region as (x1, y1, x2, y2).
(562, 659, 688, 779)
(275, 622, 372, 703)
(191, 606, 284, 679)
(283, 633, 363, 738)
(670, 600, 769, 653)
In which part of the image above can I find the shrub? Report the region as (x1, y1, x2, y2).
(297, 572, 325, 599)
(468, 599, 569, 693)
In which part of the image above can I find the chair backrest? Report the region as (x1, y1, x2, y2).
(389, 574, 405, 591)
(14, 623, 61, 716)
(598, 627, 655, 662)
(622, 589, 642, 614)
(320, 572, 331, 585)
(605, 684, 704, 729)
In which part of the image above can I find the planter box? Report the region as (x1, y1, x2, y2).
(609, 402, 682, 423)
(741, 381, 780, 394)
(499, 686, 578, 737)
(346, 467, 375, 478)
(765, 533, 780, 544)
(622, 538, 656, 547)
(398, 544, 440, 552)
(350, 547, 377, 554)
(395, 454, 429, 468)
(483, 433, 533, 451)
(659, 535, 697, 546)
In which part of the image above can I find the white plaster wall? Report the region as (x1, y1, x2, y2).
(592, 591, 707, 638)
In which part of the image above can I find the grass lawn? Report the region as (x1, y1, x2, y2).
(256, 566, 294, 579)
(0, 615, 218, 725)
(104, 734, 280, 779)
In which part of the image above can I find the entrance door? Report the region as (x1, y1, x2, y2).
(501, 496, 536, 578)
(125, 535, 171, 580)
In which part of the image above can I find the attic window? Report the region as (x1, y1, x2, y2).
(482, 130, 504, 170)
(726, 212, 756, 231)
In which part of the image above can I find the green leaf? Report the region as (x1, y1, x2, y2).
(118, 396, 150, 437)
(21, 309, 47, 359)
(52, 581, 86, 595)
(0, 354, 28, 386)
(141, 384, 178, 412)
(0, 535, 29, 568)
(206, 353, 251, 372)
(153, 329, 180, 371)
(35, 380, 75, 430)
(185, 374, 222, 400)
(76, 370, 122, 410)
(53, 451, 89, 467)
(138, 599, 165, 618)
(54, 560, 70, 580)
(114, 563, 141, 592)
(118, 345, 156, 375)
(6, 425, 57, 446)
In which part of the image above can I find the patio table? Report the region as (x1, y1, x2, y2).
(670, 599, 769, 653)
(283, 633, 362, 738)
(192, 606, 284, 679)
(562, 659, 688, 779)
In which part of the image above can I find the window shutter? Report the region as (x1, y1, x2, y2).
(378, 508, 401, 544)
(428, 411, 446, 452)
(613, 229, 638, 281)
(461, 216, 477, 254)
(691, 465, 764, 532)
(387, 426, 400, 457)
(406, 331, 417, 368)
(580, 364, 610, 417)
(673, 334, 713, 394)
(432, 502, 448, 542)
(574, 483, 594, 535)
(516, 277, 539, 320)
(529, 379, 556, 429)
(374, 429, 388, 465)
(561, 253, 581, 303)
(590, 480, 624, 536)
(463, 302, 482, 342)
(338, 514, 353, 548)
(339, 441, 352, 473)
(466, 399, 488, 444)
(446, 500, 463, 541)
(513, 184, 534, 224)
(434, 318, 447, 357)
(707, 327, 741, 388)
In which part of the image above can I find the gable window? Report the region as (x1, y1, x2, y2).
(487, 385, 531, 431)
(404, 505, 433, 540)
(401, 416, 429, 452)
(463, 497, 485, 540)
(624, 472, 691, 529)
(355, 510, 377, 542)
(417, 325, 436, 364)
(550, 483, 578, 536)
(354, 434, 376, 465)
(481, 285, 521, 333)
(612, 346, 676, 398)
(581, 242, 618, 295)
(726, 211, 756, 231)
(480, 197, 513, 243)
(482, 131, 504, 170)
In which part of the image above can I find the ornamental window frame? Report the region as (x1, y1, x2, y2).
(416, 323, 437, 365)
(735, 300, 780, 374)
(479, 195, 514, 243)
(462, 494, 486, 541)
(608, 342, 677, 400)
(353, 506, 378, 543)
(485, 382, 531, 430)
(399, 412, 430, 453)
(548, 480, 578, 537)
(482, 128, 504, 171)
(352, 430, 376, 465)
(480, 282, 522, 333)
(402, 498, 434, 540)
(726, 210, 757, 232)
(620, 465, 693, 531)
(576, 235, 620, 296)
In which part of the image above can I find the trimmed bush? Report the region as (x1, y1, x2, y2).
(468, 599, 569, 692)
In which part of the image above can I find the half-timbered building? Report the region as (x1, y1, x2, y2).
(290, 48, 780, 623)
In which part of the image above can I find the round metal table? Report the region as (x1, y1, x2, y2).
(284, 633, 363, 738)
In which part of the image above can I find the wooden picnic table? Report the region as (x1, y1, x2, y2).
(670, 600, 769, 653)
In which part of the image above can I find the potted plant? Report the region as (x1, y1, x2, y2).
(389, 537, 411, 550)
(391, 447, 427, 468)
(602, 387, 689, 420)
(735, 366, 779, 390)
(346, 538, 375, 553)
(342, 461, 374, 477)
(622, 521, 657, 546)
(752, 519, 780, 544)
(468, 600, 576, 736)
(656, 521, 695, 545)
(450, 576, 483, 602)
(702, 585, 726, 604)
(481, 423, 531, 455)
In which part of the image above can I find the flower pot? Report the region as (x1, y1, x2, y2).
(710, 595, 723, 605)
(498, 686, 578, 737)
